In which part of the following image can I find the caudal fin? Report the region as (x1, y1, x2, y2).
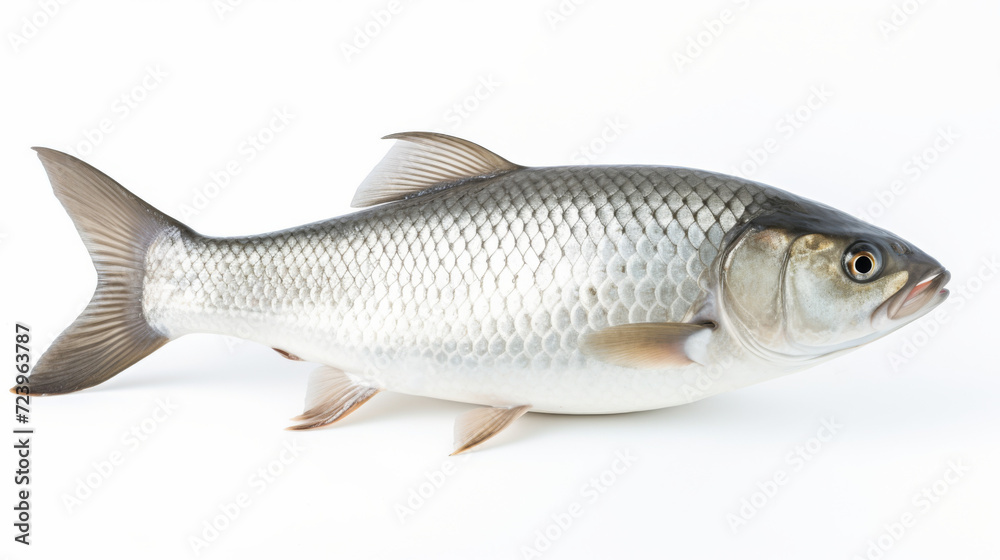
(20, 148, 191, 395)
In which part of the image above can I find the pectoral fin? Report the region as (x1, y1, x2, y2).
(451, 404, 531, 455)
(287, 366, 380, 430)
(580, 322, 715, 369)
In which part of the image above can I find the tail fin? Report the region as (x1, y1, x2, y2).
(21, 148, 191, 395)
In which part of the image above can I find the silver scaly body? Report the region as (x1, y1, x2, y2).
(143, 165, 783, 413)
(22, 132, 948, 453)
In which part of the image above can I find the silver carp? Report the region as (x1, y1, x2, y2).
(20, 132, 949, 453)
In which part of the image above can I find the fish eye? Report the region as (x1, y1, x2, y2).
(843, 242, 882, 282)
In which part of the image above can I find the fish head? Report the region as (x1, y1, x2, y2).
(720, 200, 949, 364)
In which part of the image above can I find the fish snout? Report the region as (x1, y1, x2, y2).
(876, 266, 950, 324)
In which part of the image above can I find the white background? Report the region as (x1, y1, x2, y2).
(2, 1, 999, 559)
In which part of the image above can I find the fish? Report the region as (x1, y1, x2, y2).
(18, 132, 950, 454)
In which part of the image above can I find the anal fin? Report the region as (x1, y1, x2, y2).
(287, 366, 380, 430)
(451, 404, 531, 455)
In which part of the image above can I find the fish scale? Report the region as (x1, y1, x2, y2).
(142, 165, 771, 412)
(23, 134, 948, 453)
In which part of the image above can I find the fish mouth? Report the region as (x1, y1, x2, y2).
(883, 267, 951, 321)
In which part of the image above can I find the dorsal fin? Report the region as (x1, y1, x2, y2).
(350, 131, 523, 208)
